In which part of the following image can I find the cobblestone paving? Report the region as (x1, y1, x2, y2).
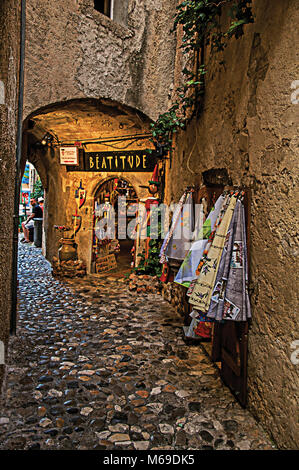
(0, 243, 276, 450)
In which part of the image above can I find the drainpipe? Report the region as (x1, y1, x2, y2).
(10, 0, 26, 335)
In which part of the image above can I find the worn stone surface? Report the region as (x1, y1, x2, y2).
(164, 0, 299, 450)
(0, 243, 275, 450)
(0, 0, 20, 392)
(24, 0, 177, 121)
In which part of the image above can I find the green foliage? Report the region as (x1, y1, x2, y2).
(134, 217, 163, 277)
(150, 0, 253, 152)
(32, 177, 44, 200)
(134, 238, 163, 278)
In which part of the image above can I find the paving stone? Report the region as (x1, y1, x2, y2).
(108, 433, 130, 442)
(133, 441, 150, 450)
(159, 423, 175, 435)
(39, 418, 52, 428)
(0, 418, 10, 425)
(0, 242, 275, 451)
(80, 407, 93, 416)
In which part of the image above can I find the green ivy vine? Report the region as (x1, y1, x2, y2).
(150, 0, 254, 152)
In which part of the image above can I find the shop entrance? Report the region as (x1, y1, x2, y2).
(91, 177, 139, 274)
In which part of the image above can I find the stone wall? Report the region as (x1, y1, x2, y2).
(0, 0, 20, 392)
(24, 0, 177, 121)
(164, 0, 298, 449)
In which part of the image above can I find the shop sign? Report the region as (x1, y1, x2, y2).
(60, 147, 79, 165)
(84, 150, 157, 173)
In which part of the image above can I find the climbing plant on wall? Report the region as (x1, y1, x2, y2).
(150, 0, 254, 151)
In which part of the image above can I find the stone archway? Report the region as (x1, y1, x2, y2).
(21, 98, 155, 272)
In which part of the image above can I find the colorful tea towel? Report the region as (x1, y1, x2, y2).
(220, 199, 251, 321)
(159, 190, 188, 264)
(174, 193, 227, 287)
(188, 194, 238, 312)
(163, 191, 194, 262)
(206, 199, 240, 320)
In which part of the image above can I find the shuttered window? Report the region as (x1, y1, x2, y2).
(94, 0, 112, 18)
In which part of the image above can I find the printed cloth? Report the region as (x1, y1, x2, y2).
(163, 191, 194, 262)
(184, 193, 231, 295)
(174, 194, 227, 287)
(188, 194, 238, 312)
(205, 197, 251, 321)
(206, 199, 240, 320)
(242, 202, 251, 320)
(184, 311, 213, 339)
(218, 199, 251, 321)
(159, 191, 188, 264)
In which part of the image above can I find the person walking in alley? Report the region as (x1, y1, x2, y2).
(21, 198, 43, 243)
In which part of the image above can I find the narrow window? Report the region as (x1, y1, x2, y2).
(94, 0, 112, 18)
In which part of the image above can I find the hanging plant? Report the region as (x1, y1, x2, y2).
(150, 0, 254, 152)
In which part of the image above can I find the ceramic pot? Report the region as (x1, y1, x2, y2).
(58, 237, 77, 262)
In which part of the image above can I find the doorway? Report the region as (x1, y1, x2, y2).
(92, 177, 138, 274)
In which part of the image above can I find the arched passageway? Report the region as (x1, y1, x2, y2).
(20, 98, 156, 270)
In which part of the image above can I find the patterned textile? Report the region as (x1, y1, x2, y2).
(185, 193, 231, 299)
(194, 193, 231, 277)
(242, 203, 252, 320)
(206, 199, 240, 320)
(174, 194, 227, 288)
(159, 191, 188, 264)
(218, 198, 251, 321)
(163, 192, 194, 262)
(194, 321, 213, 338)
(202, 196, 251, 322)
(188, 194, 238, 312)
(184, 311, 213, 339)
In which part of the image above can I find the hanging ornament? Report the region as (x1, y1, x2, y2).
(72, 207, 82, 236)
(75, 180, 86, 209)
(148, 163, 160, 195)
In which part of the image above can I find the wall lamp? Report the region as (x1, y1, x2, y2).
(41, 132, 54, 146)
(41, 131, 60, 146)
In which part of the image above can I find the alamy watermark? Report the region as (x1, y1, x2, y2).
(290, 340, 299, 365)
(94, 197, 204, 245)
(291, 80, 299, 104)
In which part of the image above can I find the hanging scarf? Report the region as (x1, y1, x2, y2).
(163, 191, 194, 262)
(188, 194, 238, 312)
(206, 199, 241, 320)
(159, 190, 188, 264)
(219, 198, 251, 321)
(185, 193, 231, 298)
(174, 193, 227, 287)
(242, 202, 252, 320)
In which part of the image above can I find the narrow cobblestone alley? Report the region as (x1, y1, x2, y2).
(0, 243, 275, 451)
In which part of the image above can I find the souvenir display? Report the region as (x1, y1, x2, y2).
(174, 193, 226, 287)
(162, 191, 194, 263)
(161, 188, 251, 340)
(159, 190, 189, 265)
(92, 178, 138, 273)
(75, 180, 86, 209)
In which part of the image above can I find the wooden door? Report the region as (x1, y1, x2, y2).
(211, 189, 251, 407)
(189, 185, 251, 407)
